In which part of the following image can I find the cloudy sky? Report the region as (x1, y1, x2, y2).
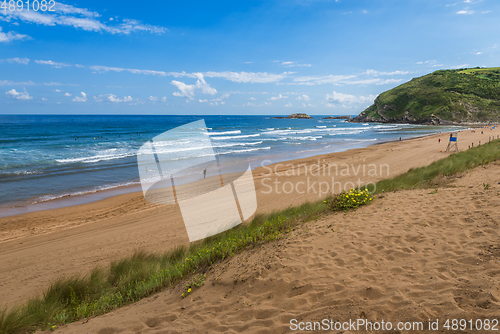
(1, 0, 498, 115)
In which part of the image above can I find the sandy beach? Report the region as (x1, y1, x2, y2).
(50, 159, 500, 334)
(1, 127, 499, 318)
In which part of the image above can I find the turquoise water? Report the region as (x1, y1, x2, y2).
(0, 115, 461, 214)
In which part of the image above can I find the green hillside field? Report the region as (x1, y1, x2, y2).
(352, 67, 500, 125)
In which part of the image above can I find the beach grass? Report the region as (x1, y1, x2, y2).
(368, 138, 500, 193)
(0, 198, 332, 333)
(1, 139, 500, 333)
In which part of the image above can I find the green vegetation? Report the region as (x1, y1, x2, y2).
(181, 273, 206, 298)
(366, 139, 500, 193)
(353, 67, 500, 124)
(327, 188, 374, 211)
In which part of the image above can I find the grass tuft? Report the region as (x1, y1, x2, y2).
(367, 139, 500, 193)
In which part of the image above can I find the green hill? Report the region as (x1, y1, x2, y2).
(352, 67, 500, 125)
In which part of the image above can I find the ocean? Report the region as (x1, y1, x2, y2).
(0, 114, 462, 216)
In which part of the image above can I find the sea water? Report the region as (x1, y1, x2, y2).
(0, 114, 462, 215)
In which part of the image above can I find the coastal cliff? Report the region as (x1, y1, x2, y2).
(352, 67, 500, 125)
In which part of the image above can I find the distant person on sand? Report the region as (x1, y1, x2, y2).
(203, 168, 207, 179)
(438, 138, 441, 143)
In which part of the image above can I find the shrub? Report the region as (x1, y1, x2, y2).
(327, 188, 374, 212)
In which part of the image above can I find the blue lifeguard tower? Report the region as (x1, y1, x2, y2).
(445, 132, 458, 152)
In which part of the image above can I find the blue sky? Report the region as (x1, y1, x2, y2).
(0, 0, 499, 115)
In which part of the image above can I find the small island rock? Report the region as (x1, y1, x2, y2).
(273, 113, 313, 119)
(322, 116, 352, 120)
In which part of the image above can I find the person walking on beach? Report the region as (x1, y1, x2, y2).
(203, 168, 207, 179)
(438, 138, 441, 143)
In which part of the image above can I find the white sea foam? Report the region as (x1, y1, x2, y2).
(56, 141, 265, 164)
(32, 181, 141, 204)
(206, 130, 241, 135)
(215, 134, 260, 140)
(1, 169, 42, 176)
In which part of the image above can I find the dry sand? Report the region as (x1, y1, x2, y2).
(48, 161, 500, 334)
(0, 127, 499, 328)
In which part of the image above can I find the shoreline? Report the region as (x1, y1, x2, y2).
(1, 125, 499, 307)
(0, 128, 455, 219)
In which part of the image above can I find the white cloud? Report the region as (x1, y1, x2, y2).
(72, 92, 87, 102)
(55, 89, 62, 93)
(365, 69, 410, 76)
(94, 94, 133, 103)
(281, 61, 312, 68)
(211, 93, 230, 102)
(64, 92, 72, 96)
(269, 94, 288, 100)
(35, 60, 71, 68)
(0, 57, 30, 64)
(296, 94, 310, 101)
(293, 69, 409, 86)
(57, 16, 106, 32)
(249, 97, 257, 100)
(204, 71, 292, 83)
(209, 101, 225, 106)
(457, 10, 474, 14)
(90, 65, 167, 76)
(0, 80, 33, 86)
(5, 88, 32, 100)
(450, 64, 469, 69)
(55, 3, 100, 17)
(171, 73, 217, 99)
(285, 102, 293, 107)
(110, 19, 166, 35)
(41, 97, 47, 101)
(326, 91, 376, 105)
(347, 78, 403, 85)
(0, 4, 167, 36)
(0, 27, 30, 43)
(89, 68, 291, 84)
(205, 93, 230, 106)
(149, 95, 167, 102)
(293, 74, 357, 85)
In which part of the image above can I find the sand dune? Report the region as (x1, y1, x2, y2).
(1, 127, 499, 314)
(50, 161, 500, 333)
